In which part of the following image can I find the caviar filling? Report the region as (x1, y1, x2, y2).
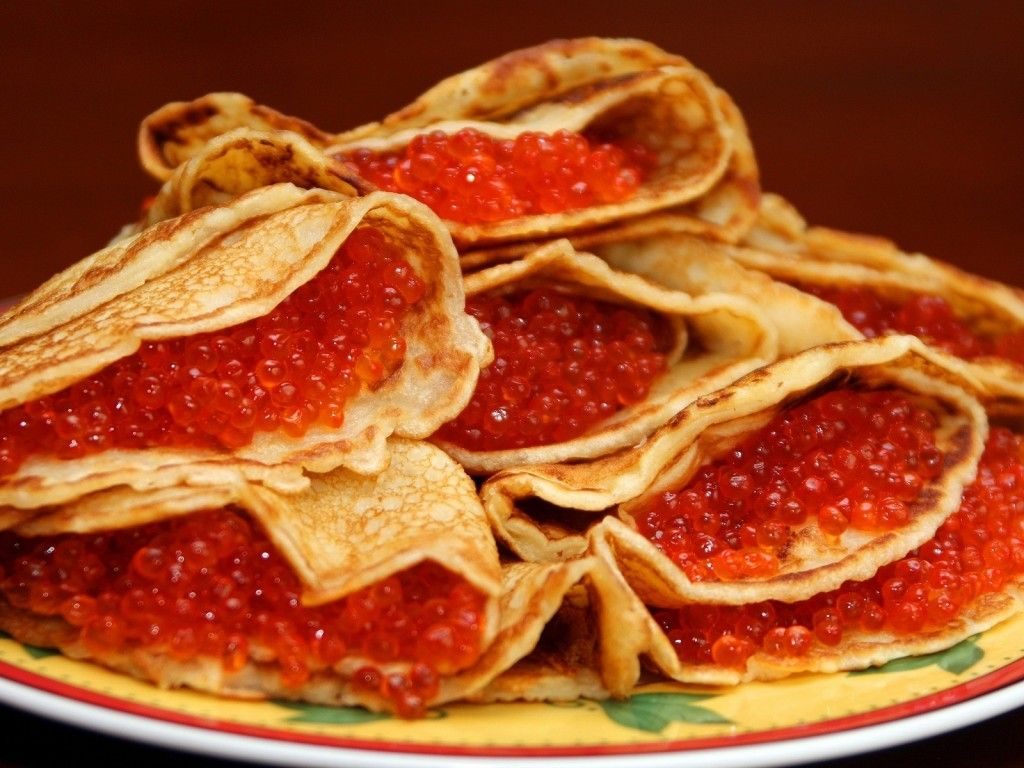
(0, 228, 426, 476)
(0, 509, 486, 717)
(797, 283, 1024, 367)
(653, 427, 1024, 669)
(435, 287, 670, 451)
(634, 388, 943, 581)
(343, 128, 657, 225)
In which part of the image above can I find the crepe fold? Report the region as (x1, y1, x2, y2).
(594, 226, 1024, 414)
(481, 337, 987, 593)
(731, 194, 1024, 413)
(0, 185, 490, 510)
(0, 439, 513, 713)
(0, 442, 663, 710)
(586, 537, 1024, 687)
(431, 240, 777, 474)
(135, 38, 759, 253)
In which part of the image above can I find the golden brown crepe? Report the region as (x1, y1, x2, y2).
(0, 442, 664, 711)
(135, 38, 758, 252)
(0, 440, 508, 713)
(0, 185, 490, 510)
(458, 86, 761, 270)
(595, 228, 1024, 415)
(588, 535, 1024, 687)
(594, 231, 861, 356)
(125, 128, 365, 239)
(432, 239, 777, 474)
(732, 193, 1024, 413)
(481, 337, 987, 594)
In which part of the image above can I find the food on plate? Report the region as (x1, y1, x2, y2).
(596, 226, 1024, 416)
(0, 186, 489, 509)
(481, 337, 986, 578)
(0, 440, 503, 716)
(135, 38, 759, 253)
(431, 239, 776, 473)
(2, 36, 1022, 720)
(591, 426, 1024, 684)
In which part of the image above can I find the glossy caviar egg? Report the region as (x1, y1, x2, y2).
(653, 427, 1024, 667)
(635, 388, 943, 581)
(436, 288, 669, 451)
(0, 509, 485, 717)
(344, 127, 656, 225)
(0, 227, 426, 476)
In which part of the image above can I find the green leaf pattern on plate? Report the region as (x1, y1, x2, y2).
(22, 644, 59, 660)
(274, 701, 392, 725)
(599, 692, 730, 733)
(850, 635, 983, 676)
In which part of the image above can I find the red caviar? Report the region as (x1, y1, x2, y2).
(654, 427, 1024, 668)
(436, 288, 669, 451)
(343, 127, 656, 224)
(0, 509, 485, 717)
(800, 284, 1024, 367)
(0, 228, 426, 476)
(635, 388, 943, 581)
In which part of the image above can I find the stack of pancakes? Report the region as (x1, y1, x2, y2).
(1, 38, 1021, 716)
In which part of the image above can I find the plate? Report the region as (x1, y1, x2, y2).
(0, 610, 1023, 767)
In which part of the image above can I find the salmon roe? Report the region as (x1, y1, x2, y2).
(0, 228, 426, 476)
(343, 127, 656, 224)
(800, 283, 1024, 367)
(654, 427, 1024, 668)
(635, 388, 943, 582)
(435, 288, 669, 451)
(0, 509, 485, 717)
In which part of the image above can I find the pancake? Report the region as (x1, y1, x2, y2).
(0, 440, 504, 716)
(481, 337, 986, 593)
(610, 426, 1024, 683)
(0, 185, 490, 509)
(733, 193, 1024, 413)
(135, 38, 756, 252)
(431, 239, 776, 474)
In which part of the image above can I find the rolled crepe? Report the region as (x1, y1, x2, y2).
(135, 38, 758, 252)
(0, 440, 504, 716)
(0, 185, 489, 509)
(453, 555, 650, 703)
(481, 337, 987, 593)
(431, 239, 777, 474)
(0, 443, 671, 712)
(594, 425, 1024, 684)
(594, 228, 1024, 416)
(732, 193, 1024, 413)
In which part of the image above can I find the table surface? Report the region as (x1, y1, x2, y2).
(0, 2, 1021, 766)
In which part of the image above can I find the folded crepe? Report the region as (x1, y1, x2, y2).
(124, 129, 365, 241)
(431, 239, 777, 474)
(454, 555, 653, 704)
(594, 227, 1024, 415)
(729, 194, 1024, 413)
(481, 337, 987, 592)
(135, 38, 758, 253)
(0, 440, 668, 713)
(591, 424, 1024, 685)
(0, 439, 506, 716)
(0, 185, 489, 510)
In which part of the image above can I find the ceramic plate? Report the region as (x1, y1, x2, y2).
(0, 609, 1023, 767)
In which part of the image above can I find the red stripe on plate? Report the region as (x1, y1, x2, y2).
(0, 655, 1022, 757)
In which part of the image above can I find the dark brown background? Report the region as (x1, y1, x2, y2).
(0, 1, 1022, 766)
(1, 1, 1022, 295)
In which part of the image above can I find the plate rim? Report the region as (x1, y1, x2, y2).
(0, 652, 1022, 768)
